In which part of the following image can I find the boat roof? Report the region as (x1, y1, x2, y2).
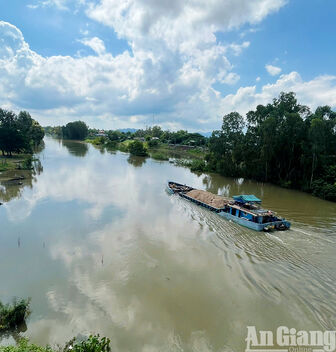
(229, 204, 272, 217)
(233, 194, 262, 203)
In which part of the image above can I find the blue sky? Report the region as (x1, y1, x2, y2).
(0, 0, 335, 130)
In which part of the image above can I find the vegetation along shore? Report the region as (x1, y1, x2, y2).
(0, 298, 111, 352)
(43, 92, 336, 202)
(0, 109, 44, 173)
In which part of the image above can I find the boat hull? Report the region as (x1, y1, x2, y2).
(218, 212, 290, 231)
(167, 181, 291, 232)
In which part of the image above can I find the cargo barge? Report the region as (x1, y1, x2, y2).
(167, 181, 291, 232)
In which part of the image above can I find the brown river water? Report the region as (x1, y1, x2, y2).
(1, 137, 336, 351)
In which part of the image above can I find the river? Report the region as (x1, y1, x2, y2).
(1, 137, 336, 351)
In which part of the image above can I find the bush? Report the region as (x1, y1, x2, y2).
(0, 338, 52, 352)
(0, 298, 31, 331)
(64, 335, 111, 352)
(105, 140, 117, 149)
(0, 335, 110, 352)
(128, 140, 148, 156)
(151, 152, 169, 161)
(90, 137, 106, 145)
(148, 139, 159, 148)
(189, 159, 206, 172)
(312, 179, 336, 201)
(21, 156, 33, 170)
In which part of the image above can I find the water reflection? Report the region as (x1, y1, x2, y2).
(0, 159, 43, 203)
(127, 155, 147, 168)
(0, 322, 27, 345)
(1, 138, 336, 351)
(61, 139, 89, 157)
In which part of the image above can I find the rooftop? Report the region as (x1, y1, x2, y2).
(233, 195, 262, 203)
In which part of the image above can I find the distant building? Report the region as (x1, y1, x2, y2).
(96, 130, 106, 137)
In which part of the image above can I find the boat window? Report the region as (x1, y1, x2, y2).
(263, 216, 271, 223)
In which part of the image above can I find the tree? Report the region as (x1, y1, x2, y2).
(0, 110, 27, 155)
(0, 109, 44, 156)
(62, 121, 89, 140)
(128, 140, 148, 156)
(208, 112, 245, 176)
(206, 92, 336, 201)
(17, 111, 44, 147)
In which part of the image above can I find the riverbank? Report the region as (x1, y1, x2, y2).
(2, 137, 336, 351)
(0, 155, 33, 173)
(86, 138, 207, 162)
(0, 335, 111, 352)
(66, 137, 336, 202)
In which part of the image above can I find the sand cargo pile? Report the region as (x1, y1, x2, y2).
(185, 189, 229, 209)
(167, 181, 291, 231)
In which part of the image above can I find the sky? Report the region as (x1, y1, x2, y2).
(0, 0, 336, 131)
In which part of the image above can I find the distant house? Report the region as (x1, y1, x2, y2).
(135, 137, 145, 142)
(151, 137, 159, 140)
(96, 130, 106, 137)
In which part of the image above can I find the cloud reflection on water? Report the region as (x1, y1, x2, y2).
(2, 138, 336, 351)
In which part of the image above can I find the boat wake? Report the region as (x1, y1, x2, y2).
(174, 194, 336, 330)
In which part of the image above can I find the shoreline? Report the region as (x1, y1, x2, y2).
(0, 154, 33, 173)
(45, 136, 336, 203)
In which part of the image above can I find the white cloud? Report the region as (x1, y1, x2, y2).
(240, 27, 260, 38)
(220, 72, 336, 118)
(86, 0, 286, 47)
(79, 37, 106, 55)
(265, 64, 282, 76)
(1, 0, 289, 130)
(256, 77, 261, 82)
(28, 0, 70, 10)
(3, 0, 336, 131)
(221, 72, 240, 85)
(0, 19, 251, 130)
(227, 41, 250, 56)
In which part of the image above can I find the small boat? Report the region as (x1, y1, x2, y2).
(167, 181, 291, 232)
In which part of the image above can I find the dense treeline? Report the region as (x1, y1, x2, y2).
(206, 92, 336, 201)
(44, 125, 206, 146)
(86, 126, 207, 146)
(0, 109, 44, 156)
(43, 92, 336, 202)
(132, 126, 207, 146)
(44, 121, 88, 140)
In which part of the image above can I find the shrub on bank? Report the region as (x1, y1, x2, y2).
(88, 137, 106, 146)
(0, 335, 111, 352)
(64, 335, 111, 352)
(0, 339, 52, 352)
(117, 141, 130, 153)
(151, 152, 169, 161)
(147, 139, 159, 148)
(312, 179, 336, 201)
(189, 159, 207, 172)
(0, 298, 30, 331)
(128, 140, 148, 156)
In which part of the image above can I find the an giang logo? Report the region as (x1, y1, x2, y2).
(245, 326, 336, 352)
